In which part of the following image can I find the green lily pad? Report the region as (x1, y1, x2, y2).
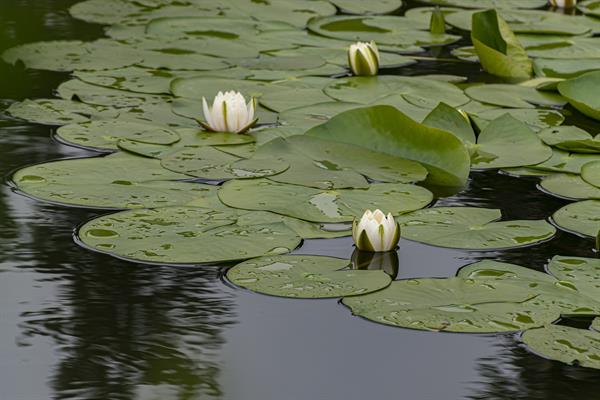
(527, 37, 600, 60)
(471, 9, 532, 79)
(259, 88, 333, 113)
(553, 200, 600, 238)
(323, 76, 469, 110)
(471, 108, 565, 131)
(6, 99, 114, 125)
(540, 174, 600, 201)
(419, 0, 546, 8)
(471, 114, 552, 169)
(78, 207, 302, 265)
(1, 39, 142, 72)
(523, 325, 600, 370)
(329, 0, 403, 15)
(531, 149, 600, 174)
(236, 211, 351, 239)
(343, 277, 560, 333)
(558, 71, 600, 121)
(306, 105, 471, 187)
(161, 146, 288, 180)
(533, 58, 600, 79)
(538, 126, 600, 154)
(11, 153, 218, 209)
(112, 102, 198, 128)
(278, 101, 364, 131)
(579, 0, 600, 18)
(396, 207, 556, 249)
(218, 178, 433, 223)
(170, 76, 286, 100)
(457, 260, 556, 283)
(465, 84, 566, 109)
(56, 120, 180, 151)
(307, 15, 460, 49)
(582, 161, 600, 187)
(227, 255, 391, 298)
(255, 136, 428, 189)
(548, 255, 600, 298)
(57, 79, 168, 108)
(224, 0, 337, 27)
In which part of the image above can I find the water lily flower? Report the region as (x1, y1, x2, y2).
(348, 41, 380, 77)
(549, 0, 576, 8)
(352, 209, 400, 252)
(200, 91, 257, 133)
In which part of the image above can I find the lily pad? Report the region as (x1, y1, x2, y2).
(329, 0, 403, 15)
(552, 200, 600, 238)
(306, 105, 471, 187)
(227, 255, 391, 298)
(548, 255, 600, 299)
(419, 0, 546, 8)
(540, 174, 600, 201)
(57, 79, 168, 108)
(422, 102, 476, 144)
(558, 71, 600, 121)
(6, 99, 113, 125)
(457, 260, 556, 283)
(582, 161, 600, 188)
(471, 114, 552, 169)
(218, 178, 433, 223)
(343, 277, 559, 333)
(1, 39, 142, 72)
(396, 207, 556, 249)
(56, 120, 180, 151)
(11, 153, 217, 209)
(323, 75, 469, 110)
(161, 146, 288, 180)
(465, 84, 566, 109)
(533, 58, 600, 79)
(471, 108, 565, 131)
(471, 9, 532, 79)
(538, 126, 600, 154)
(523, 325, 600, 370)
(170, 76, 286, 100)
(78, 207, 302, 265)
(236, 211, 351, 239)
(278, 101, 363, 131)
(530, 149, 600, 174)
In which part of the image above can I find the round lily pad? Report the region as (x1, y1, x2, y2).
(78, 207, 302, 265)
(582, 161, 600, 188)
(56, 120, 180, 151)
(530, 150, 600, 174)
(396, 207, 556, 249)
(227, 255, 391, 298)
(11, 154, 216, 209)
(471, 108, 565, 131)
(7, 99, 113, 125)
(329, 0, 403, 14)
(343, 277, 560, 333)
(540, 174, 600, 201)
(552, 200, 600, 238)
(538, 126, 600, 154)
(558, 71, 600, 121)
(523, 325, 600, 370)
(57, 79, 168, 108)
(218, 178, 433, 223)
(465, 84, 566, 109)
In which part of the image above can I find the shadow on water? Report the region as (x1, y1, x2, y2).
(1, 1, 600, 399)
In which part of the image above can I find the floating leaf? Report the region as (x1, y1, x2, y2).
(218, 178, 433, 223)
(471, 114, 552, 169)
(540, 174, 600, 201)
(396, 207, 556, 249)
(471, 108, 564, 131)
(465, 84, 565, 109)
(523, 325, 600, 370)
(533, 58, 600, 79)
(56, 120, 180, 151)
(306, 105, 471, 187)
(538, 126, 600, 154)
(553, 200, 600, 238)
(419, 0, 546, 8)
(558, 71, 600, 121)
(11, 153, 217, 209)
(422, 102, 476, 144)
(78, 207, 302, 264)
(329, 0, 403, 15)
(227, 255, 391, 298)
(236, 211, 351, 239)
(7, 99, 113, 125)
(582, 161, 600, 188)
(531, 149, 600, 174)
(471, 9, 532, 79)
(57, 79, 168, 108)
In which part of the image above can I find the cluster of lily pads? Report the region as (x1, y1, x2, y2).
(4, 0, 600, 369)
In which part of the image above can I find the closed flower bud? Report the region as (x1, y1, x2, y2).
(348, 41, 380, 77)
(549, 0, 576, 8)
(352, 209, 400, 252)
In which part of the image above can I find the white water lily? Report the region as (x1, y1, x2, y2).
(200, 91, 257, 133)
(549, 0, 576, 8)
(352, 209, 400, 252)
(348, 41, 380, 77)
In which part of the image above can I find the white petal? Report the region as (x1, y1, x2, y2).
(365, 219, 383, 251)
(202, 97, 215, 129)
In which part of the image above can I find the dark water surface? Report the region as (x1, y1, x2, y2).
(1, 1, 599, 399)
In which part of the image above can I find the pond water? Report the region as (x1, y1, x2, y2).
(1, 1, 599, 399)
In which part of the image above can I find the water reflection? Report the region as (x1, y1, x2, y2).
(351, 249, 399, 279)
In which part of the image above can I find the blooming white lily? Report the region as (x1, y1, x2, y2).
(352, 209, 400, 252)
(200, 91, 257, 133)
(549, 0, 576, 8)
(348, 41, 380, 77)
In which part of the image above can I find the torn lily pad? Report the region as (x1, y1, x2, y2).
(227, 255, 391, 298)
(396, 207, 556, 249)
